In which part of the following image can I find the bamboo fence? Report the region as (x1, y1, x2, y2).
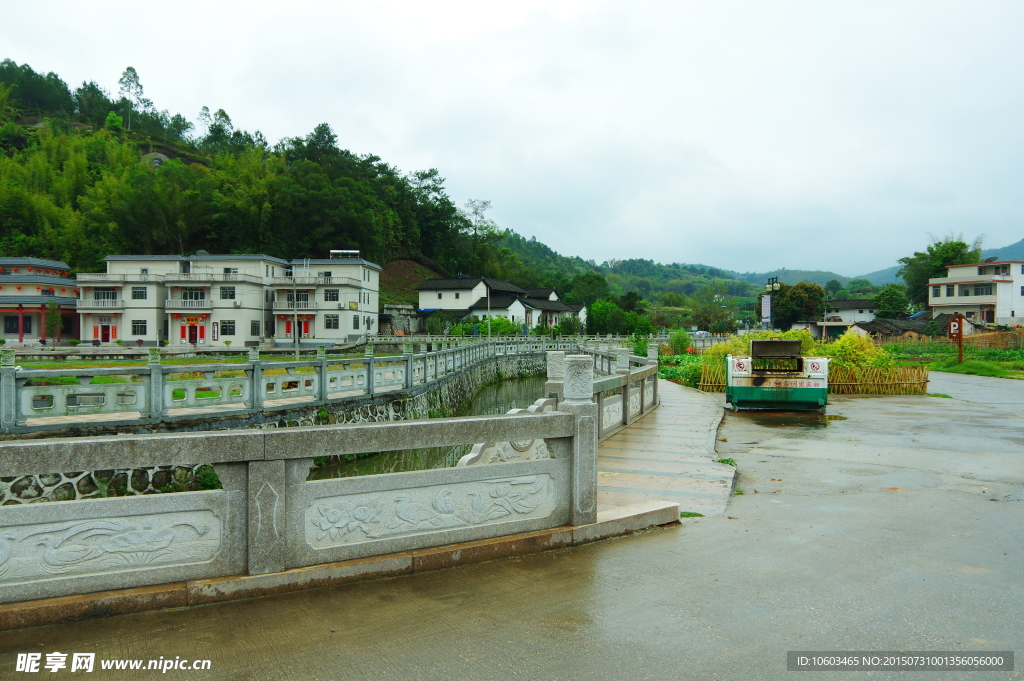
(698, 364, 929, 395)
(879, 331, 1024, 350)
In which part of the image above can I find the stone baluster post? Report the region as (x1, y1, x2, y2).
(647, 344, 659, 366)
(146, 348, 164, 419)
(248, 346, 263, 412)
(615, 348, 630, 374)
(403, 343, 414, 390)
(1, 349, 16, 432)
(364, 343, 375, 397)
(316, 345, 328, 402)
(559, 355, 598, 526)
(545, 350, 565, 404)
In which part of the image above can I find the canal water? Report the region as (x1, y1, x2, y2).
(308, 375, 547, 479)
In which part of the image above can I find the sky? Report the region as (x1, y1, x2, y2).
(3, 1, 1023, 277)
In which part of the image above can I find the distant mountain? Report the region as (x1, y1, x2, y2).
(721, 268, 850, 288)
(853, 265, 901, 286)
(982, 237, 1024, 261)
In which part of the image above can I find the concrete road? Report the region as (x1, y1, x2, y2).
(2, 373, 1022, 680)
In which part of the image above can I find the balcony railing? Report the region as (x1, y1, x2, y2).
(270, 276, 362, 288)
(272, 301, 316, 311)
(76, 273, 164, 283)
(165, 299, 212, 310)
(76, 299, 123, 309)
(163, 272, 263, 284)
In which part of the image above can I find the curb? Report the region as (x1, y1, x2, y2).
(0, 501, 679, 632)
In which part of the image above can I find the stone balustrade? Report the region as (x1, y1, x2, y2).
(0, 359, 601, 604)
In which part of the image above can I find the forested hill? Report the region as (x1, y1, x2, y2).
(0, 59, 509, 278)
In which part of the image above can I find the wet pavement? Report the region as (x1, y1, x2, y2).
(2, 373, 1023, 680)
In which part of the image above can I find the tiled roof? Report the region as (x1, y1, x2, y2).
(416, 277, 527, 294)
(105, 255, 186, 261)
(522, 297, 573, 312)
(525, 288, 557, 299)
(467, 295, 528, 311)
(0, 257, 71, 269)
(0, 295, 78, 306)
(827, 299, 877, 310)
(854, 319, 929, 335)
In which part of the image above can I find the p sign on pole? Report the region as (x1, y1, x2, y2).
(949, 313, 963, 363)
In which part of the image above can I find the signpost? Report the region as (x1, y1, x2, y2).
(762, 277, 780, 330)
(948, 313, 963, 364)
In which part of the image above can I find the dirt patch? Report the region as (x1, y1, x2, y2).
(380, 259, 444, 305)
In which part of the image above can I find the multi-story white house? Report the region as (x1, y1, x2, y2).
(75, 250, 380, 346)
(927, 260, 1024, 326)
(0, 257, 78, 345)
(814, 299, 879, 338)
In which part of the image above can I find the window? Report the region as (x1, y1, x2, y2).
(221, 320, 236, 335)
(978, 267, 985, 275)
(455, 292, 460, 299)
(858, 310, 864, 314)
(251, 320, 261, 336)
(140, 268, 149, 275)
(974, 284, 992, 296)
(41, 288, 55, 296)
(353, 314, 360, 330)
(182, 262, 191, 274)
(1021, 286, 1024, 296)
(946, 284, 955, 296)
(325, 314, 339, 329)
(182, 288, 205, 300)
(94, 287, 117, 300)
(931, 286, 941, 297)
(220, 286, 236, 300)
(265, 320, 274, 336)
(437, 292, 442, 299)
(224, 267, 238, 274)
(4, 316, 18, 333)
(132, 287, 147, 300)
(960, 286, 971, 296)
(131, 320, 147, 335)
(319, 271, 332, 278)
(324, 289, 340, 301)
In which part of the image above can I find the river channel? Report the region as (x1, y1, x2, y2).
(308, 375, 547, 479)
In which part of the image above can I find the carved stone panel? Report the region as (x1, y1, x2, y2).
(602, 396, 623, 431)
(629, 390, 642, 416)
(304, 474, 556, 549)
(0, 510, 221, 586)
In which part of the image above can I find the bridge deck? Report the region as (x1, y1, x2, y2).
(598, 380, 735, 516)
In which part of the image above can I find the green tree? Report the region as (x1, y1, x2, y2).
(44, 300, 61, 340)
(689, 282, 732, 331)
(104, 111, 123, 130)
(898, 237, 983, 305)
(872, 284, 910, 319)
(761, 281, 826, 329)
(117, 67, 143, 130)
(825, 279, 843, 295)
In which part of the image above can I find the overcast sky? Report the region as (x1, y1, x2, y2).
(4, 1, 1023, 276)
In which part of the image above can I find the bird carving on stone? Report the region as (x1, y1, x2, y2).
(386, 495, 442, 530)
(0, 532, 15, 572)
(37, 536, 105, 569)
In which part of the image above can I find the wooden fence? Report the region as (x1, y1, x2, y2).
(697, 364, 929, 395)
(878, 331, 1024, 351)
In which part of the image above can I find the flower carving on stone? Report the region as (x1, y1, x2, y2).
(312, 499, 383, 540)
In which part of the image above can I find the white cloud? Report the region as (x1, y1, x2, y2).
(3, 0, 1022, 275)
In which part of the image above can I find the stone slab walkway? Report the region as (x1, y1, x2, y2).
(597, 380, 736, 516)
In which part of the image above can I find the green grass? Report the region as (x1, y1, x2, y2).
(716, 458, 737, 467)
(733, 487, 745, 496)
(930, 358, 1014, 378)
(679, 511, 704, 518)
(926, 393, 953, 398)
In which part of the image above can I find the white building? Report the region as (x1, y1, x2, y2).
(927, 260, 1024, 326)
(815, 299, 879, 338)
(416, 278, 585, 329)
(75, 251, 380, 346)
(0, 257, 78, 345)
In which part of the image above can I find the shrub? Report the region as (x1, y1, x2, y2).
(67, 339, 80, 346)
(668, 330, 691, 355)
(114, 339, 125, 347)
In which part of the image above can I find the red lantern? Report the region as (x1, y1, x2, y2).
(15, 286, 21, 290)
(35, 286, 41, 290)
(45, 270, 51, 274)
(61, 288, 66, 292)
(173, 314, 180, 318)
(26, 268, 33, 272)
(73, 289, 79, 293)
(12, 268, 18, 272)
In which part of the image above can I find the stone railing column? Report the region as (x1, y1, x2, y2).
(364, 344, 375, 397)
(248, 346, 263, 412)
(316, 345, 328, 402)
(403, 343, 414, 390)
(647, 344, 659, 366)
(615, 348, 630, 374)
(558, 354, 598, 526)
(545, 350, 565, 403)
(147, 348, 164, 419)
(248, 457, 287, 575)
(1, 349, 16, 432)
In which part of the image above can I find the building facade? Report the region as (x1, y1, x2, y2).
(0, 258, 78, 345)
(927, 260, 1024, 326)
(75, 251, 380, 346)
(814, 299, 879, 338)
(416, 277, 585, 329)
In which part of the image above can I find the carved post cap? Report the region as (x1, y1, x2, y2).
(647, 344, 659, 363)
(147, 348, 161, 365)
(364, 343, 375, 357)
(248, 346, 260, 361)
(1, 349, 14, 366)
(546, 351, 565, 379)
(563, 354, 594, 403)
(316, 345, 327, 359)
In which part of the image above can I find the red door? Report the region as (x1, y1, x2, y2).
(100, 325, 110, 343)
(188, 325, 198, 344)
